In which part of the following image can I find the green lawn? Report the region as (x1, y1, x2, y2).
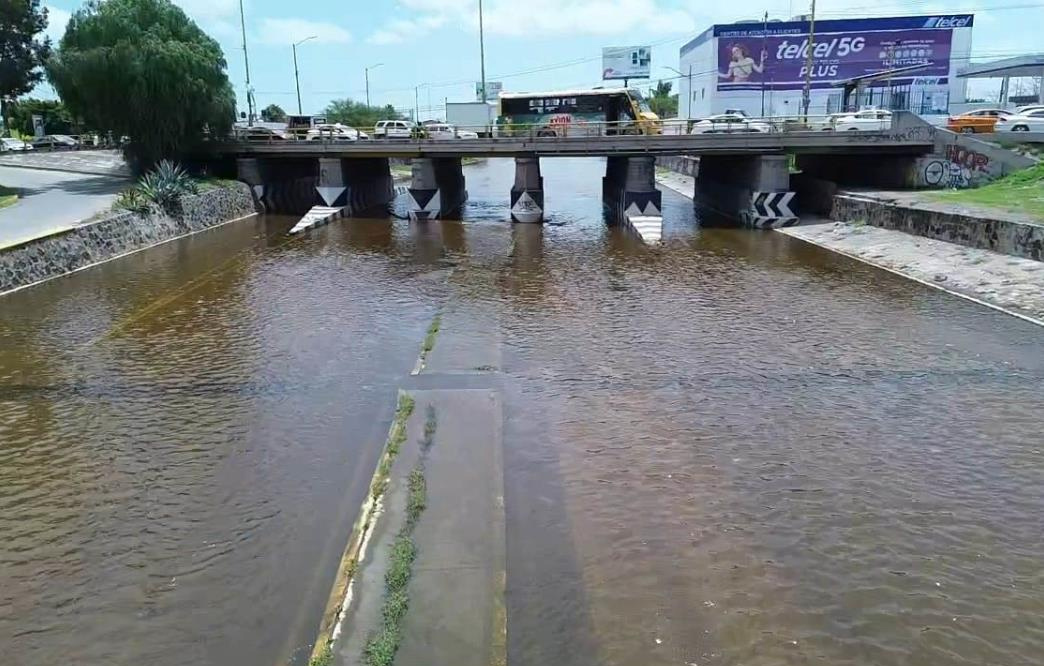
(928, 163, 1044, 221)
(0, 185, 18, 209)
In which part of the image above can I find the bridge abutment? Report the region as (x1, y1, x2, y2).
(408, 158, 468, 221)
(603, 156, 663, 242)
(695, 154, 796, 228)
(510, 157, 544, 223)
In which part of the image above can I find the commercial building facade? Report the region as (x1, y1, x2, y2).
(679, 14, 974, 119)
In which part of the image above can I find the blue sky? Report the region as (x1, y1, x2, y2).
(39, 0, 1044, 118)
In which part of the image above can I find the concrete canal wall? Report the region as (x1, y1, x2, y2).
(831, 193, 1044, 262)
(0, 183, 256, 294)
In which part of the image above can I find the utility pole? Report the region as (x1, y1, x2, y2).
(238, 0, 254, 125)
(293, 36, 317, 115)
(365, 63, 383, 107)
(478, 0, 487, 102)
(761, 11, 768, 117)
(415, 85, 421, 123)
(801, 0, 816, 120)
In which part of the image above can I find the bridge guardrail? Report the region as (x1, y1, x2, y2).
(228, 115, 903, 147)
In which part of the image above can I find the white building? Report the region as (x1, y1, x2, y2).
(679, 14, 974, 119)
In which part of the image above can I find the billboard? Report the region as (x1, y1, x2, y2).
(715, 16, 968, 91)
(603, 46, 651, 80)
(476, 81, 503, 100)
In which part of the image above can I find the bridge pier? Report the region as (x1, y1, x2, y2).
(235, 156, 319, 215)
(603, 156, 662, 242)
(407, 158, 467, 221)
(289, 158, 394, 234)
(510, 157, 543, 223)
(695, 155, 796, 228)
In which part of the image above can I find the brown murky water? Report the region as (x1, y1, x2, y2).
(2, 158, 1043, 666)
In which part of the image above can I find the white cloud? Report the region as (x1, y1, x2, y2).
(368, 15, 448, 45)
(44, 5, 71, 42)
(257, 18, 352, 45)
(368, 0, 693, 43)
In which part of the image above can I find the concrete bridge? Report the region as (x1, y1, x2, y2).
(198, 112, 1030, 240)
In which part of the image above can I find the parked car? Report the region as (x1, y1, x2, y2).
(0, 137, 34, 152)
(373, 120, 415, 139)
(1015, 104, 1044, 115)
(832, 109, 892, 131)
(424, 123, 480, 140)
(997, 108, 1044, 132)
(238, 127, 287, 141)
(690, 113, 771, 134)
(306, 124, 369, 141)
(31, 134, 80, 150)
(809, 112, 856, 131)
(946, 109, 1012, 133)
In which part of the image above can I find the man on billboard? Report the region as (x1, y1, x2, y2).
(719, 44, 768, 83)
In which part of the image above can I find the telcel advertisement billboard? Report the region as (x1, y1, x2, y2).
(603, 46, 651, 80)
(716, 15, 971, 91)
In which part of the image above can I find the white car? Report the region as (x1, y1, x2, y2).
(424, 123, 479, 140)
(832, 109, 892, 131)
(307, 124, 368, 141)
(1015, 104, 1044, 115)
(0, 137, 34, 152)
(690, 114, 771, 134)
(998, 109, 1044, 132)
(373, 120, 415, 139)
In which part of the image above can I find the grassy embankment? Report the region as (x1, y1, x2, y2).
(928, 163, 1044, 221)
(0, 185, 18, 209)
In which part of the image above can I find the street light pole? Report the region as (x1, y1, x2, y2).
(365, 62, 384, 107)
(761, 11, 768, 117)
(292, 36, 317, 115)
(415, 85, 421, 122)
(238, 0, 254, 125)
(801, 0, 817, 120)
(478, 0, 487, 102)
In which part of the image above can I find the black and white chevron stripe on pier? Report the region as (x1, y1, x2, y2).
(745, 191, 798, 229)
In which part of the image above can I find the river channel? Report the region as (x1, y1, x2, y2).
(2, 158, 1043, 666)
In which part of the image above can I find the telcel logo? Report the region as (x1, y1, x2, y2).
(923, 15, 972, 28)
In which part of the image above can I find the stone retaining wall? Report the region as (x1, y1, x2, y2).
(1, 182, 256, 294)
(657, 155, 699, 177)
(831, 194, 1044, 261)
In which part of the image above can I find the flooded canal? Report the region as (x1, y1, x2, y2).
(2, 158, 1043, 666)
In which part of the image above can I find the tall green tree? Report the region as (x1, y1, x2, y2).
(322, 99, 401, 129)
(260, 103, 286, 122)
(46, 0, 235, 171)
(648, 80, 678, 119)
(6, 98, 74, 135)
(0, 0, 52, 136)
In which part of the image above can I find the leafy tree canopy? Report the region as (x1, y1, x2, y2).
(322, 99, 402, 129)
(649, 80, 678, 119)
(1, 0, 52, 135)
(46, 0, 235, 171)
(6, 98, 74, 135)
(260, 103, 286, 122)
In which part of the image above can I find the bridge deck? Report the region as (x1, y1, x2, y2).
(206, 130, 933, 159)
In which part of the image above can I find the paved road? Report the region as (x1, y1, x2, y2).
(0, 165, 128, 247)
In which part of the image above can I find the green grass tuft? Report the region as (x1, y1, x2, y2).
(422, 313, 441, 355)
(309, 645, 334, 666)
(371, 393, 416, 500)
(927, 162, 1044, 220)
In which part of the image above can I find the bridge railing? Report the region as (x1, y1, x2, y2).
(228, 114, 897, 145)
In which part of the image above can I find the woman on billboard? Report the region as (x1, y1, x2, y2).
(719, 44, 767, 82)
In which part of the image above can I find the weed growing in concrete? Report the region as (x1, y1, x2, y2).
(422, 313, 442, 354)
(372, 393, 416, 500)
(308, 645, 333, 666)
(421, 405, 437, 452)
(363, 408, 436, 666)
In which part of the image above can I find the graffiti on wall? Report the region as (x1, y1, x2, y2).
(923, 145, 991, 189)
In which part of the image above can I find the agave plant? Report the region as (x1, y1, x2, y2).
(136, 160, 199, 212)
(113, 187, 151, 214)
